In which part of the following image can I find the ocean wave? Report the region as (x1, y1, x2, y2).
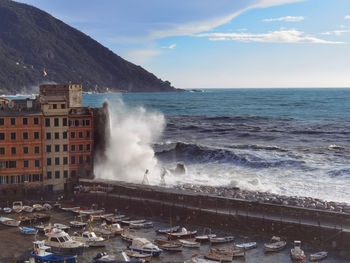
(155, 142, 305, 169)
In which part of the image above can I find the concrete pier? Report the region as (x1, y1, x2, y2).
(76, 179, 350, 251)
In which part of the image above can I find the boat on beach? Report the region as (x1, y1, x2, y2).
(91, 252, 143, 263)
(43, 203, 53, 210)
(154, 239, 183, 251)
(31, 240, 77, 263)
(195, 234, 216, 242)
(179, 239, 200, 248)
(127, 238, 162, 256)
(156, 225, 180, 234)
(235, 242, 257, 250)
(121, 219, 146, 226)
(129, 221, 153, 229)
(167, 227, 197, 240)
(204, 251, 232, 262)
(44, 228, 85, 255)
(70, 220, 87, 228)
(185, 255, 218, 263)
(210, 247, 245, 257)
(13, 201, 23, 213)
(72, 231, 106, 247)
(290, 240, 306, 261)
(264, 236, 287, 252)
(209, 236, 234, 244)
(121, 232, 137, 243)
(19, 226, 37, 235)
(53, 223, 70, 232)
(125, 250, 152, 261)
(0, 217, 21, 227)
(3, 207, 12, 213)
(23, 205, 34, 213)
(309, 251, 328, 261)
(33, 204, 44, 211)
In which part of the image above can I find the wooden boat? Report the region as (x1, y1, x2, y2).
(125, 250, 152, 261)
(23, 205, 34, 213)
(109, 223, 124, 235)
(209, 236, 234, 244)
(290, 241, 306, 261)
(103, 214, 127, 223)
(92, 252, 143, 263)
(44, 228, 85, 255)
(195, 234, 216, 242)
(53, 223, 70, 232)
(156, 225, 180, 234)
(20, 226, 37, 235)
(204, 252, 232, 262)
(33, 204, 44, 211)
(13, 201, 23, 213)
(264, 236, 287, 252)
(72, 231, 106, 247)
(31, 241, 77, 263)
(185, 256, 218, 263)
(79, 209, 104, 215)
(168, 227, 197, 240)
(129, 221, 153, 229)
(154, 239, 183, 251)
(210, 247, 245, 257)
(121, 232, 136, 242)
(0, 217, 21, 227)
(70, 220, 87, 228)
(121, 219, 146, 226)
(179, 239, 200, 248)
(3, 207, 12, 213)
(309, 251, 328, 261)
(235, 242, 257, 250)
(90, 213, 114, 221)
(127, 238, 162, 256)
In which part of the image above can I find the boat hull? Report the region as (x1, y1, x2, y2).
(48, 245, 84, 255)
(128, 247, 161, 257)
(31, 251, 77, 263)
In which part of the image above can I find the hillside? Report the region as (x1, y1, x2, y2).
(0, 0, 180, 94)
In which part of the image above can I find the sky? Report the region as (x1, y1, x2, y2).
(17, 0, 350, 89)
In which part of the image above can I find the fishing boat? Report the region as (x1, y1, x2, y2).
(3, 207, 12, 213)
(129, 221, 153, 229)
(204, 251, 232, 262)
(167, 228, 197, 240)
(309, 251, 328, 261)
(127, 238, 162, 256)
(19, 226, 37, 235)
(290, 241, 306, 261)
(44, 228, 85, 255)
(72, 231, 106, 247)
(235, 242, 257, 250)
(31, 241, 77, 263)
(195, 234, 216, 242)
(121, 219, 146, 226)
(70, 220, 87, 228)
(154, 239, 183, 251)
(0, 217, 21, 227)
(179, 239, 200, 248)
(210, 247, 245, 257)
(23, 205, 34, 213)
(33, 204, 44, 211)
(125, 250, 152, 261)
(209, 236, 234, 244)
(109, 223, 124, 235)
(92, 225, 115, 238)
(12, 201, 23, 213)
(91, 252, 143, 263)
(121, 232, 137, 243)
(156, 225, 180, 234)
(53, 223, 70, 232)
(264, 236, 287, 252)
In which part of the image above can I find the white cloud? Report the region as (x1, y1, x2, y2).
(263, 16, 304, 22)
(345, 15, 350, 20)
(321, 26, 350, 36)
(123, 49, 160, 64)
(168, 44, 176, 49)
(197, 29, 343, 44)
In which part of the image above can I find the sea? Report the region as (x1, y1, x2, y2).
(8, 88, 350, 203)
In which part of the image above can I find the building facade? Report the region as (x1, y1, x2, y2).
(0, 84, 95, 195)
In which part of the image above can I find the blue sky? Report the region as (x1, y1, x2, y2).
(17, 0, 350, 88)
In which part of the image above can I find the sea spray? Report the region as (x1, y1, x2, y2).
(94, 98, 166, 184)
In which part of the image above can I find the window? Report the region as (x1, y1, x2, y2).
(63, 118, 67, 126)
(86, 120, 90, 126)
(47, 171, 52, 179)
(86, 144, 90, 151)
(47, 158, 51, 166)
(63, 157, 68, 165)
(79, 144, 83, 151)
(0, 133, 4, 140)
(45, 118, 50, 127)
(62, 104, 66, 109)
(9, 161, 16, 168)
(71, 145, 76, 152)
(71, 132, 75, 138)
(63, 144, 68, 152)
(0, 175, 8, 184)
(11, 147, 16, 155)
(34, 146, 39, 154)
(23, 132, 28, 140)
(0, 118, 4, 125)
(32, 174, 41, 182)
(79, 132, 83, 138)
(35, 160, 40, 167)
(55, 171, 60, 179)
(86, 131, 90, 138)
(71, 156, 75, 164)
(0, 161, 8, 169)
(50, 237, 59, 242)
(64, 170, 68, 178)
(46, 145, 51, 153)
(55, 157, 60, 165)
(0, 148, 4, 155)
(34, 117, 39, 125)
(24, 160, 29, 168)
(86, 155, 90, 164)
(10, 118, 16, 125)
(11, 175, 19, 184)
(46, 132, 51, 140)
(54, 118, 59, 127)
(71, 170, 76, 177)
(11, 132, 16, 140)
(63, 131, 67, 139)
(22, 174, 30, 183)
(23, 146, 28, 154)
(34, 132, 39, 139)
(55, 145, 60, 152)
(23, 118, 28, 125)
(75, 120, 79, 126)
(79, 155, 83, 164)
(53, 104, 57, 109)
(55, 132, 59, 139)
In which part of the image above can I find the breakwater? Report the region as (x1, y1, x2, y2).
(75, 179, 350, 252)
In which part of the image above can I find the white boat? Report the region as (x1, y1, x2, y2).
(44, 228, 85, 255)
(3, 207, 12, 213)
(310, 251, 328, 261)
(79, 209, 104, 215)
(121, 219, 146, 226)
(264, 236, 287, 252)
(235, 242, 257, 250)
(290, 241, 306, 261)
(211, 247, 245, 257)
(0, 217, 21, 227)
(179, 239, 200, 248)
(125, 250, 152, 261)
(128, 238, 162, 256)
(109, 223, 124, 235)
(31, 241, 77, 263)
(53, 223, 70, 232)
(70, 220, 87, 228)
(43, 203, 53, 210)
(33, 204, 44, 211)
(23, 206, 34, 213)
(167, 227, 197, 240)
(72, 231, 106, 247)
(209, 236, 234, 244)
(195, 234, 216, 242)
(92, 251, 144, 263)
(13, 201, 23, 213)
(121, 232, 136, 242)
(204, 251, 232, 262)
(185, 256, 218, 263)
(129, 221, 153, 229)
(156, 225, 180, 234)
(154, 239, 183, 251)
(90, 213, 114, 221)
(19, 226, 37, 235)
